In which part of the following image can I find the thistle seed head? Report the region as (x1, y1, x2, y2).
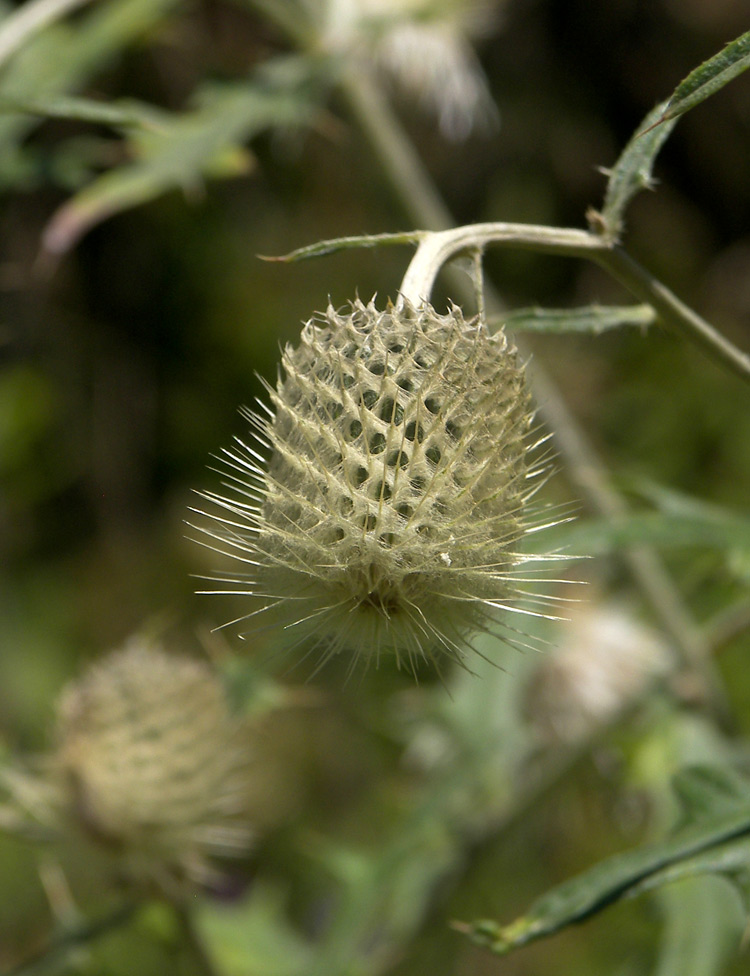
(53, 639, 256, 894)
(197, 298, 545, 675)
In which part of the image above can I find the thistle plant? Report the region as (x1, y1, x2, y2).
(2, 3, 750, 975)
(194, 295, 557, 675)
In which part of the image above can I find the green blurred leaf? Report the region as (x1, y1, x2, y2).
(537, 506, 750, 559)
(499, 303, 656, 335)
(0, 0, 94, 69)
(197, 883, 314, 976)
(653, 876, 746, 976)
(654, 31, 750, 128)
(0, 93, 158, 129)
(458, 764, 750, 958)
(0, 0, 184, 182)
(595, 99, 678, 242)
(41, 75, 318, 253)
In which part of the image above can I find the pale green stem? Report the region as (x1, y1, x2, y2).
(0, 0, 95, 69)
(397, 223, 606, 307)
(397, 223, 750, 384)
(174, 904, 222, 976)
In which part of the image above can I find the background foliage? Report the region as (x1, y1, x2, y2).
(1, 0, 750, 973)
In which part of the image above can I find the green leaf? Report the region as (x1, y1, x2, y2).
(653, 876, 746, 976)
(595, 99, 678, 242)
(0, 0, 184, 180)
(595, 32, 750, 242)
(457, 764, 750, 958)
(655, 31, 750, 128)
(498, 303, 656, 335)
(536, 508, 750, 560)
(0, 93, 158, 129)
(41, 75, 318, 252)
(263, 230, 422, 263)
(197, 883, 314, 976)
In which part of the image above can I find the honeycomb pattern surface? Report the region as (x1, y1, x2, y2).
(202, 299, 538, 670)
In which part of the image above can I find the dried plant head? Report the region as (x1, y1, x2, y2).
(319, 0, 500, 139)
(195, 297, 558, 678)
(524, 603, 671, 745)
(51, 639, 258, 896)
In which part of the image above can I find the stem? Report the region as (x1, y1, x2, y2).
(396, 223, 750, 385)
(397, 223, 606, 307)
(174, 905, 221, 976)
(5, 902, 137, 976)
(596, 245, 750, 383)
(341, 68, 455, 232)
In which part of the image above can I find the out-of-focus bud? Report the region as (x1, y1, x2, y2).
(524, 604, 671, 745)
(52, 639, 258, 895)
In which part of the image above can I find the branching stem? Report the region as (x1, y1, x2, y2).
(397, 223, 750, 384)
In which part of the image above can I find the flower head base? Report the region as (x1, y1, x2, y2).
(53, 640, 256, 895)
(197, 298, 546, 676)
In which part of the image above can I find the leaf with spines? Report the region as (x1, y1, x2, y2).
(497, 303, 656, 335)
(457, 764, 750, 958)
(649, 31, 750, 130)
(595, 99, 678, 243)
(595, 31, 750, 242)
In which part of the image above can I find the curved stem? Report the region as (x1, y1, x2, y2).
(396, 222, 750, 385)
(397, 223, 606, 307)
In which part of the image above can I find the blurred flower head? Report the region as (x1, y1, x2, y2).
(196, 298, 552, 677)
(524, 603, 671, 745)
(316, 0, 501, 138)
(50, 639, 258, 895)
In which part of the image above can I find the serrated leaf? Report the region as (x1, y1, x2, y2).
(596, 32, 750, 242)
(459, 764, 750, 958)
(655, 31, 750, 127)
(41, 76, 317, 252)
(498, 303, 656, 335)
(596, 100, 678, 242)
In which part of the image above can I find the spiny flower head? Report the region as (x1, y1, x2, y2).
(52, 639, 257, 894)
(197, 298, 547, 676)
